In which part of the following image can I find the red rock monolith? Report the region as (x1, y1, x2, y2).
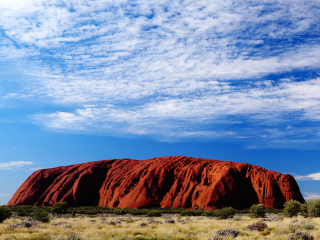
(7, 156, 304, 209)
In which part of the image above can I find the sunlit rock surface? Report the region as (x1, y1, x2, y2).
(7, 156, 304, 209)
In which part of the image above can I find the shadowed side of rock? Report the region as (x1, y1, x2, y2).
(7, 156, 304, 209)
(7, 159, 139, 207)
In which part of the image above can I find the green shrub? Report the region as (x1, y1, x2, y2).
(217, 207, 235, 219)
(130, 209, 146, 215)
(33, 211, 50, 223)
(202, 210, 215, 217)
(114, 209, 127, 215)
(51, 202, 69, 216)
(193, 210, 204, 216)
(250, 204, 266, 218)
(307, 199, 320, 217)
(104, 209, 115, 214)
(180, 210, 194, 216)
(283, 200, 301, 218)
(0, 206, 12, 223)
(180, 210, 203, 216)
(147, 210, 161, 217)
(17, 209, 28, 216)
(84, 210, 98, 215)
(300, 203, 308, 217)
(235, 209, 250, 214)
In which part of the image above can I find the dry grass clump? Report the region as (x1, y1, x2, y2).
(245, 222, 268, 231)
(212, 228, 239, 240)
(287, 231, 314, 240)
(0, 213, 319, 240)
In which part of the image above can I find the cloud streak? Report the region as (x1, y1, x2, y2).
(0, 161, 34, 169)
(0, 193, 11, 197)
(304, 192, 320, 200)
(295, 172, 320, 181)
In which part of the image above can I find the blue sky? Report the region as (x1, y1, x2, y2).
(0, 0, 320, 205)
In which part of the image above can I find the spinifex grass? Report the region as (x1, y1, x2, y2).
(0, 214, 318, 240)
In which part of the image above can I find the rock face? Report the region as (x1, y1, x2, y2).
(7, 156, 304, 209)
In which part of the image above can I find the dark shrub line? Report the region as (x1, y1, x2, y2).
(6, 204, 279, 217)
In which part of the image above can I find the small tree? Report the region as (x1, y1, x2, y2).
(283, 200, 301, 218)
(307, 199, 320, 217)
(300, 203, 308, 218)
(217, 207, 235, 219)
(51, 202, 69, 217)
(250, 204, 266, 218)
(0, 206, 12, 223)
(33, 211, 50, 223)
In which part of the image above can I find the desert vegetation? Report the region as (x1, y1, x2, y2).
(0, 200, 320, 240)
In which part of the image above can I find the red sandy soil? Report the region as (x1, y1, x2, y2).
(7, 156, 304, 209)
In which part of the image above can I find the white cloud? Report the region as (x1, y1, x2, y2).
(0, 0, 320, 145)
(0, 161, 34, 169)
(32, 77, 320, 144)
(2, 93, 27, 100)
(304, 192, 320, 200)
(295, 172, 320, 181)
(1, 146, 19, 154)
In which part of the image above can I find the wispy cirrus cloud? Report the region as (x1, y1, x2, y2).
(33, 77, 320, 146)
(0, 193, 11, 197)
(0, 161, 34, 169)
(2, 146, 18, 154)
(1, 0, 320, 146)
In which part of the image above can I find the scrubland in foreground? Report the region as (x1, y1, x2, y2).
(0, 213, 319, 240)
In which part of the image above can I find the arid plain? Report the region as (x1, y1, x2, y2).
(0, 212, 319, 240)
